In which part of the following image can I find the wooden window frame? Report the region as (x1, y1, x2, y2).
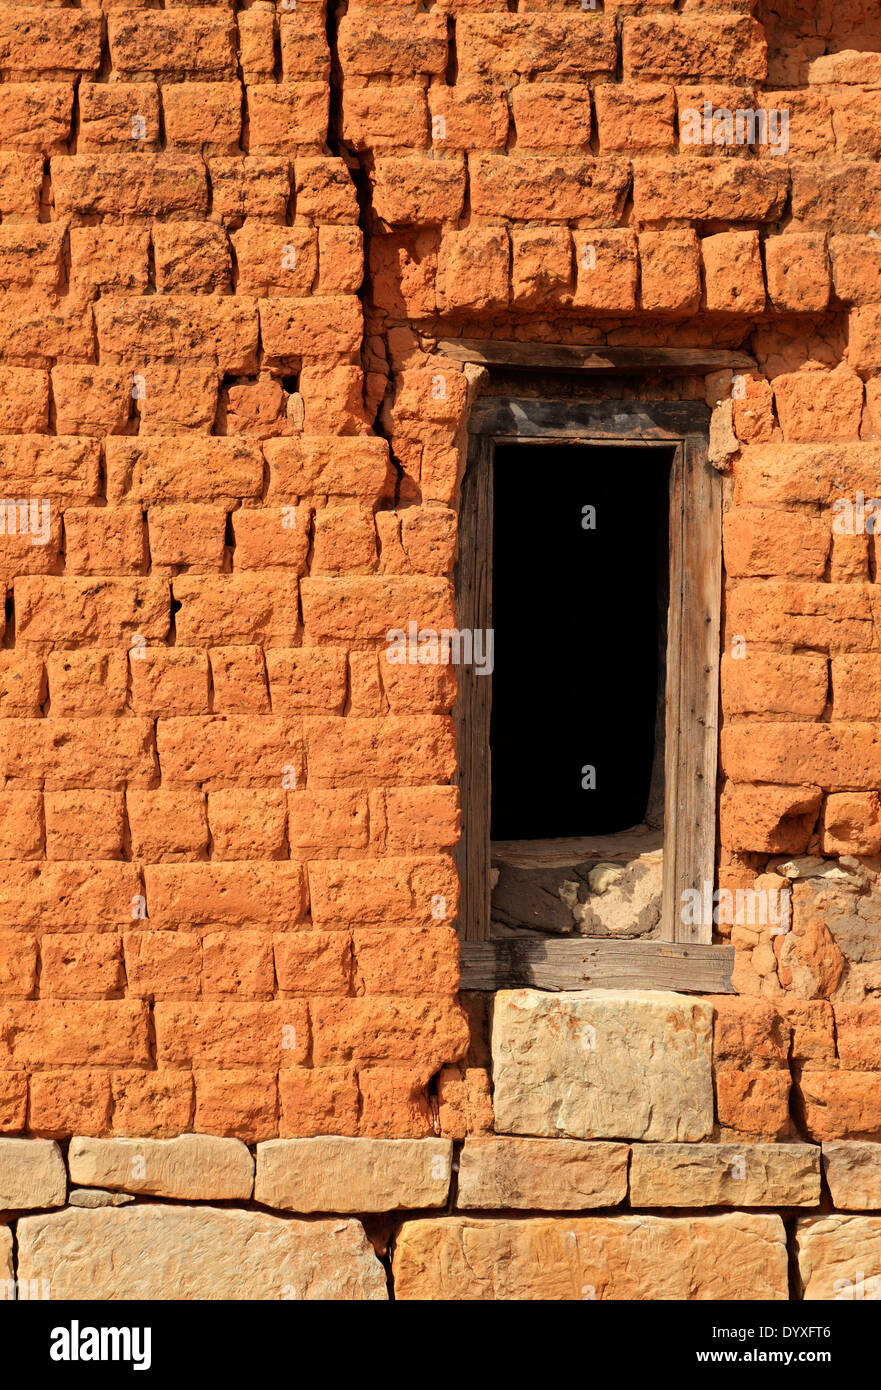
(454, 394, 734, 994)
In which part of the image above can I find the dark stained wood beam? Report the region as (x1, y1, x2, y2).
(459, 939, 735, 994)
(438, 338, 756, 374)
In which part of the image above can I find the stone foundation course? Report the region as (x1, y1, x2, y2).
(3, 1130, 881, 1300)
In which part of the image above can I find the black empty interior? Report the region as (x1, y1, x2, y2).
(489, 443, 673, 840)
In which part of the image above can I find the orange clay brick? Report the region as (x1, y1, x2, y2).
(0, 7, 877, 1241)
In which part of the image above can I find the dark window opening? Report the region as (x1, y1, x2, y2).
(489, 443, 673, 841)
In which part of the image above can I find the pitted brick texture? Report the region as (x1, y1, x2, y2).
(0, 0, 877, 1160)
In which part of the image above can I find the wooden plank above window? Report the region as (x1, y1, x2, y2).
(438, 339, 756, 375)
(469, 396, 710, 440)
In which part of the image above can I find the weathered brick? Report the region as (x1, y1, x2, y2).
(725, 581, 875, 652)
(239, 5, 276, 83)
(309, 855, 458, 930)
(0, 9, 101, 78)
(0, 1071, 26, 1132)
(306, 715, 456, 787)
(792, 163, 881, 233)
(457, 15, 616, 81)
(470, 154, 630, 223)
(129, 650, 211, 718)
(301, 576, 453, 641)
(623, 17, 767, 81)
(0, 436, 99, 503)
(766, 234, 831, 312)
(107, 438, 263, 505)
(511, 84, 591, 152)
(79, 82, 161, 152)
(44, 791, 124, 862)
(52, 367, 130, 438)
(773, 367, 863, 443)
(318, 226, 363, 295)
(64, 507, 147, 575)
(127, 789, 208, 862)
(247, 83, 328, 153)
(40, 934, 125, 1000)
(16, 576, 169, 649)
(265, 436, 392, 500)
(0, 221, 63, 291)
(232, 224, 318, 297)
(0, 931, 36, 996)
(29, 1070, 112, 1138)
(346, 84, 429, 156)
(111, 1070, 194, 1138)
(594, 84, 676, 152)
(265, 648, 347, 714)
(0, 790, 41, 860)
(287, 791, 370, 856)
(339, 12, 447, 78)
(0, 653, 43, 717)
(53, 156, 208, 223)
(639, 229, 701, 312)
(354, 926, 459, 995)
(295, 156, 359, 223)
(172, 575, 299, 646)
(123, 930, 201, 1000)
(372, 154, 465, 226)
(716, 1064, 792, 1138)
(437, 227, 509, 312)
(145, 863, 307, 927)
(96, 297, 258, 371)
(202, 931, 275, 999)
(427, 85, 509, 152)
(69, 226, 151, 298)
(0, 1002, 149, 1067)
(207, 788, 286, 860)
(210, 646, 272, 714)
(278, 1066, 359, 1137)
(148, 505, 227, 572)
(260, 295, 363, 361)
(358, 1065, 435, 1138)
(156, 1001, 309, 1067)
(633, 157, 788, 222)
(701, 231, 766, 313)
(796, 1069, 881, 1142)
(157, 715, 303, 788)
(279, 10, 329, 82)
(723, 508, 830, 579)
(0, 368, 48, 433)
(231, 507, 310, 571)
(721, 651, 828, 718)
(0, 81, 73, 153)
(721, 723, 881, 791)
(821, 792, 881, 856)
(47, 650, 128, 717)
(153, 221, 232, 294)
(209, 156, 291, 225)
(108, 11, 237, 79)
(312, 996, 468, 1068)
(162, 82, 242, 155)
(0, 721, 155, 790)
(194, 1069, 278, 1143)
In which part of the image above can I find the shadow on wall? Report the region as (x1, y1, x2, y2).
(757, 0, 881, 84)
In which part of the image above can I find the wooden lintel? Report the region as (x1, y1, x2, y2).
(469, 396, 709, 439)
(438, 339, 756, 374)
(459, 939, 735, 993)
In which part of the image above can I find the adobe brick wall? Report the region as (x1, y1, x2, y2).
(2, 0, 881, 1300)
